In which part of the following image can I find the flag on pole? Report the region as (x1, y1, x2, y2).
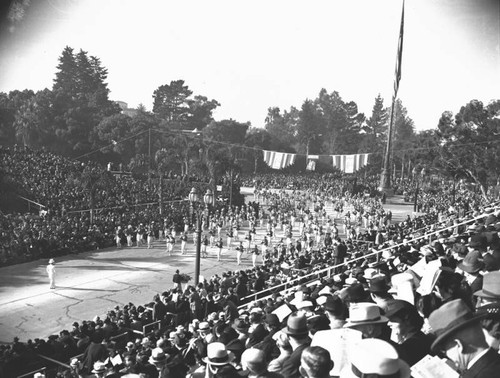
(263, 150, 296, 170)
(393, 0, 405, 99)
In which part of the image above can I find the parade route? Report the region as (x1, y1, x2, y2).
(0, 195, 414, 343)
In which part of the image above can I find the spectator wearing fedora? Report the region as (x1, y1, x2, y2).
(201, 342, 235, 377)
(385, 299, 433, 366)
(458, 250, 484, 295)
(474, 271, 500, 351)
(428, 298, 500, 378)
(368, 276, 394, 314)
(344, 303, 391, 341)
(90, 361, 109, 377)
(320, 295, 346, 329)
(241, 348, 284, 378)
(339, 338, 411, 378)
(281, 312, 312, 378)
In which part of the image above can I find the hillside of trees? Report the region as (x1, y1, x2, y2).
(1, 46, 499, 197)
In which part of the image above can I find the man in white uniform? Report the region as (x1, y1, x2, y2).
(46, 258, 56, 289)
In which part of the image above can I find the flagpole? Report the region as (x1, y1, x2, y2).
(379, 0, 405, 194)
(380, 98, 396, 192)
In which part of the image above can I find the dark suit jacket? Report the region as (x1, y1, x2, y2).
(247, 324, 269, 348)
(462, 348, 500, 378)
(280, 342, 310, 378)
(396, 331, 434, 366)
(81, 342, 109, 372)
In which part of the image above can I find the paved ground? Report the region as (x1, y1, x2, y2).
(0, 194, 414, 343)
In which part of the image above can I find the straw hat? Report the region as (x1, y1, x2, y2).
(91, 361, 107, 374)
(344, 303, 388, 328)
(340, 338, 410, 378)
(202, 342, 235, 366)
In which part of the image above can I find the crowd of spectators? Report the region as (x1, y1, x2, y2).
(2, 147, 500, 377)
(0, 147, 216, 266)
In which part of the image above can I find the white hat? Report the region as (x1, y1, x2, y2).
(340, 338, 410, 378)
(202, 342, 234, 366)
(250, 307, 263, 314)
(363, 268, 378, 280)
(296, 300, 313, 309)
(149, 347, 168, 365)
(48, 259, 55, 264)
(344, 303, 388, 328)
(91, 361, 107, 374)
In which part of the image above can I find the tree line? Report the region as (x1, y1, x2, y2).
(0, 46, 499, 197)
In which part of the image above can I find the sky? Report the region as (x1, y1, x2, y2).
(0, 0, 499, 131)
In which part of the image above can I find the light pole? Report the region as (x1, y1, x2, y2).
(189, 187, 213, 285)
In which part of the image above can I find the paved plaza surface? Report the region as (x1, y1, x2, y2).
(0, 194, 414, 343)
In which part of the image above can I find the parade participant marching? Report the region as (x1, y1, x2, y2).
(260, 235, 269, 258)
(136, 223, 145, 247)
(215, 237, 223, 262)
(209, 227, 216, 248)
(236, 241, 244, 265)
(166, 234, 175, 256)
(201, 234, 209, 258)
(226, 228, 233, 250)
(251, 244, 260, 267)
(126, 225, 134, 247)
(46, 258, 56, 289)
(245, 230, 252, 254)
(147, 225, 154, 249)
(115, 226, 123, 249)
(180, 232, 188, 255)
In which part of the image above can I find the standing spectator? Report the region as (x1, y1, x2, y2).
(81, 332, 109, 375)
(173, 270, 182, 291)
(46, 258, 56, 289)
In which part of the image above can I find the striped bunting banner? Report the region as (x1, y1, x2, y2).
(263, 150, 296, 170)
(331, 153, 370, 173)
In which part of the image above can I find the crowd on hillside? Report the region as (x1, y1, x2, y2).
(2, 147, 500, 377)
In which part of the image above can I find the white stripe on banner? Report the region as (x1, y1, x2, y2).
(263, 150, 296, 170)
(331, 154, 370, 173)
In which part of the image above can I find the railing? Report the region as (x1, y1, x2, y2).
(238, 206, 499, 308)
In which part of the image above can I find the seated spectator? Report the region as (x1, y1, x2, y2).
(340, 338, 411, 378)
(280, 312, 311, 378)
(385, 299, 433, 366)
(241, 348, 283, 377)
(267, 331, 292, 373)
(429, 298, 500, 376)
(299, 346, 333, 378)
(344, 303, 390, 340)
